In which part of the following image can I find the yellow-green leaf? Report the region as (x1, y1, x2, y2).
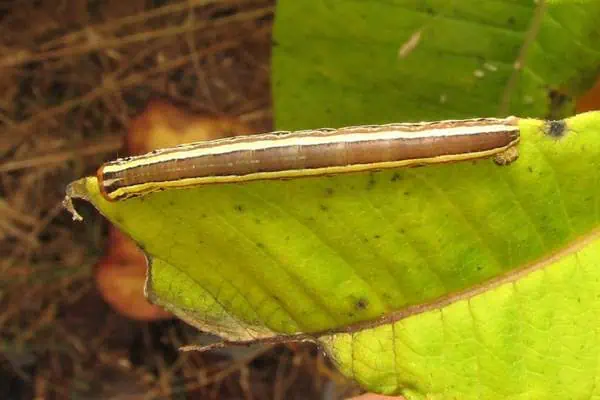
(66, 112, 600, 342)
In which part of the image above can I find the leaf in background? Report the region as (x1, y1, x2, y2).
(272, 0, 600, 128)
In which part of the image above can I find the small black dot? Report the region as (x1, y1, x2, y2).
(234, 204, 244, 212)
(319, 204, 328, 212)
(325, 187, 334, 196)
(391, 173, 402, 182)
(544, 120, 567, 138)
(355, 298, 369, 310)
(374, 234, 381, 239)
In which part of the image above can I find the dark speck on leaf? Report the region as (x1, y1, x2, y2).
(201, 213, 207, 218)
(391, 173, 402, 182)
(507, 16, 516, 25)
(355, 298, 369, 310)
(319, 204, 329, 212)
(325, 187, 334, 196)
(544, 119, 567, 138)
(257, 242, 265, 249)
(528, 166, 534, 173)
(235, 204, 244, 212)
(374, 234, 381, 239)
(404, 191, 410, 196)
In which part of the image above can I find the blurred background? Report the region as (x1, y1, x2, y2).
(0, 1, 361, 398)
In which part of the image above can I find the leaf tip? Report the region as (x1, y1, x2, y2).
(63, 177, 92, 221)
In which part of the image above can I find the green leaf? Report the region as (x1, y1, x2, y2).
(272, 0, 600, 128)
(267, 0, 600, 396)
(320, 230, 600, 398)
(67, 112, 600, 335)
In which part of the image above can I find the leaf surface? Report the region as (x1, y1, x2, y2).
(272, 0, 600, 128)
(268, 0, 600, 396)
(66, 112, 600, 341)
(321, 230, 600, 398)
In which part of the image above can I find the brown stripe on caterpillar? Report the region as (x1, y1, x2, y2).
(97, 117, 521, 201)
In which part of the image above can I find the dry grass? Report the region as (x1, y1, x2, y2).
(0, 1, 359, 398)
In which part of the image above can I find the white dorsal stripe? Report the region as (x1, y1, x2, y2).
(103, 123, 518, 174)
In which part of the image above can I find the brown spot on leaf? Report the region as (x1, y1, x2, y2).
(355, 298, 369, 310)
